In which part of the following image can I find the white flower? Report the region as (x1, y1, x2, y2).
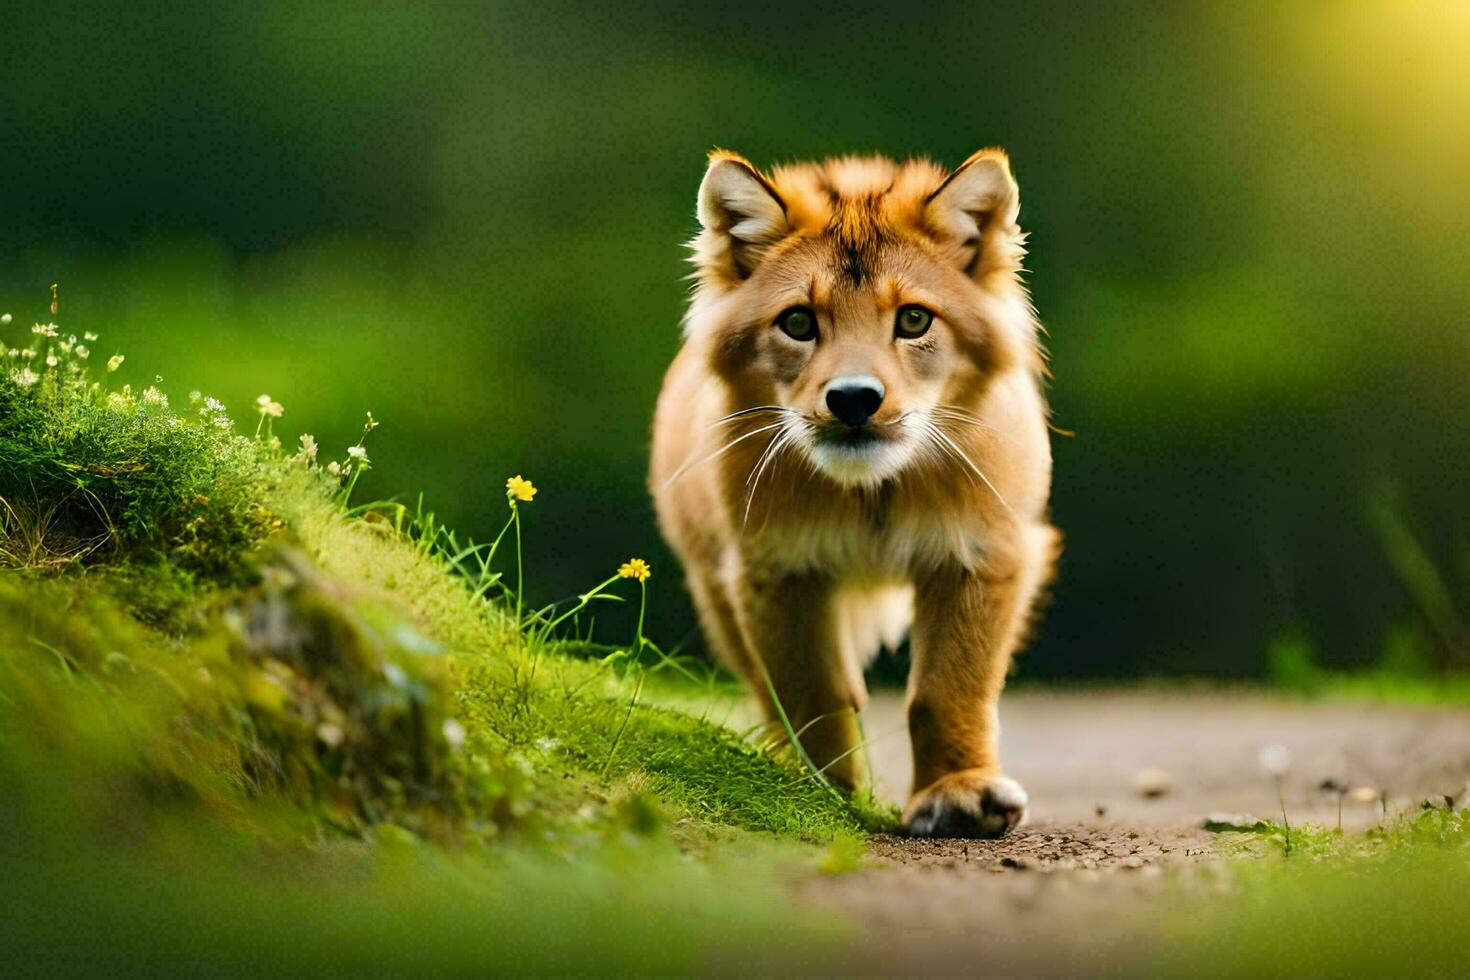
(255, 393, 284, 418)
(202, 396, 226, 414)
(141, 386, 168, 408)
(12, 367, 39, 387)
(75, 345, 89, 359)
(327, 461, 342, 477)
(45, 354, 58, 367)
(442, 718, 466, 749)
(83, 331, 98, 341)
(1259, 743, 1292, 779)
(347, 445, 368, 460)
(32, 323, 57, 337)
(20, 349, 35, 360)
(188, 390, 203, 405)
(0, 313, 11, 325)
(296, 433, 318, 462)
(106, 353, 125, 372)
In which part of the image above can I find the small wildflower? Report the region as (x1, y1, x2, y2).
(347, 445, 368, 460)
(442, 718, 466, 749)
(75, 345, 89, 359)
(364, 411, 379, 432)
(188, 390, 203, 405)
(618, 558, 652, 583)
(1259, 744, 1292, 779)
(202, 396, 226, 414)
(327, 461, 342, 477)
(5, 349, 17, 358)
(12, 367, 39, 388)
(32, 323, 58, 338)
(212, 414, 232, 430)
(45, 354, 58, 367)
(297, 433, 318, 462)
(106, 353, 125, 372)
(20, 348, 35, 360)
(506, 475, 537, 502)
(254, 393, 284, 418)
(0, 313, 11, 325)
(83, 330, 98, 341)
(141, 386, 168, 408)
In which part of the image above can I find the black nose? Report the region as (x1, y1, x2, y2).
(825, 378, 885, 427)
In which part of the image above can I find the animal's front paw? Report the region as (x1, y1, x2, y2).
(902, 770, 1028, 839)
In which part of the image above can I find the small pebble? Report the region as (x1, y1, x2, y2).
(1135, 767, 1171, 798)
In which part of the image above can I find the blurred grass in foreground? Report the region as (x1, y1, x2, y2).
(1160, 807, 1470, 977)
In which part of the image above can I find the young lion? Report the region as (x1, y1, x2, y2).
(649, 148, 1059, 838)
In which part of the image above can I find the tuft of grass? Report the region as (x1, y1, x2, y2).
(0, 326, 277, 596)
(1158, 807, 1470, 976)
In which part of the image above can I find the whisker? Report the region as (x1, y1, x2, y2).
(930, 406, 1019, 446)
(709, 404, 788, 428)
(928, 422, 1015, 516)
(744, 425, 786, 491)
(921, 420, 978, 490)
(743, 425, 801, 527)
(661, 420, 785, 489)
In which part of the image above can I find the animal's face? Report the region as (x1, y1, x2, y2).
(687, 150, 1036, 487)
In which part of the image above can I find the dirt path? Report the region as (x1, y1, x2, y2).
(800, 689, 1470, 974)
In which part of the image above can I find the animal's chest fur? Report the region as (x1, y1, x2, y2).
(740, 486, 991, 579)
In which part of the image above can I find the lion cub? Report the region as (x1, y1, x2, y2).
(650, 148, 1059, 838)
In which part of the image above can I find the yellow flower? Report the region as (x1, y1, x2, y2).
(618, 558, 651, 583)
(506, 475, 537, 502)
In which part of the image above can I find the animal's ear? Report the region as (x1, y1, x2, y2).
(694, 151, 788, 280)
(924, 149, 1024, 282)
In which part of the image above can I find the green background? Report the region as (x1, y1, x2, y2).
(3, 1, 1466, 676)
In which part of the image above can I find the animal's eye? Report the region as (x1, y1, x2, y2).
(895, 305, 934, 339)
(775, 306, 818, 341)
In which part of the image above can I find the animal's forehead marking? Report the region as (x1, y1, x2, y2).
(829, 193, 887, 288)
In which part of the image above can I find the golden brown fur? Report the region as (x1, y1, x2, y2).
(650, 148, 1059, 837)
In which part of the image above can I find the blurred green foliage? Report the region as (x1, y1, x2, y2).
(1162, 806, 1470, 977)
(3, 1, 1467, 675)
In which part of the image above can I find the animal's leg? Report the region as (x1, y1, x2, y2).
(902, 523, 1056, 837)
(729, 567, 866, 790)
